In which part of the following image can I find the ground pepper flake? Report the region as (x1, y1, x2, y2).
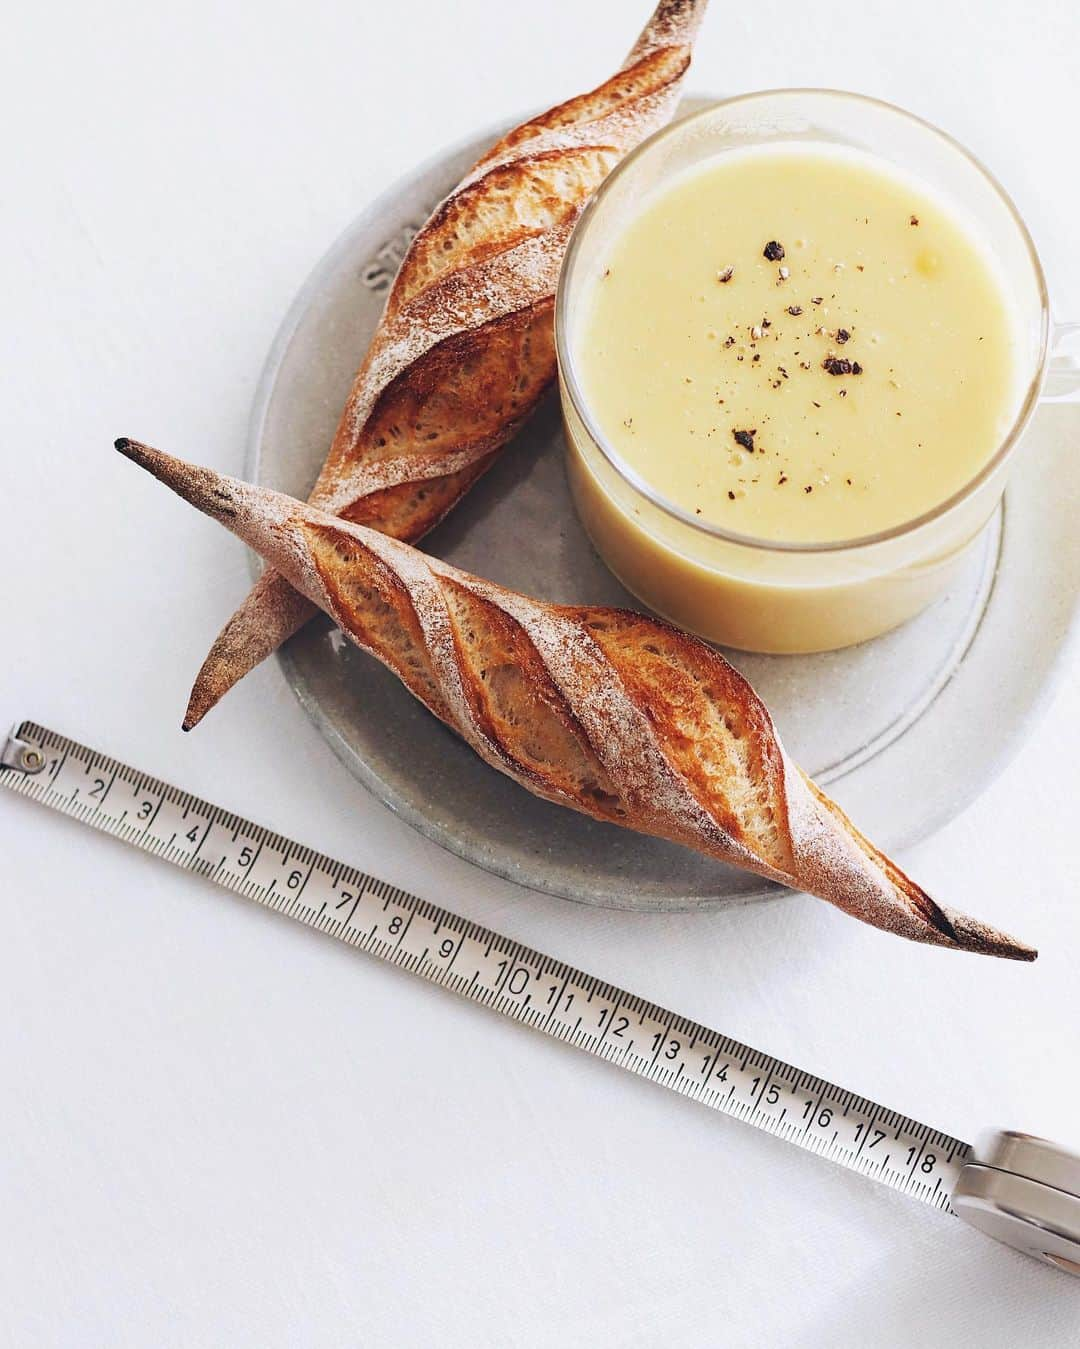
(732, 428, 756, 452)
(763, 240, 785, 261)
(823, 356, 853, 375)
(787, 305, 803, 316)
(727, 490, 736, 500)
(836, 328, 851, 344)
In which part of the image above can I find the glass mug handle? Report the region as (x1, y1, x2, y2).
(1043, 320, 1080, 402)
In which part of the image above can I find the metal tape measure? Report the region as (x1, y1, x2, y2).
(3, 719, 1078, 1275)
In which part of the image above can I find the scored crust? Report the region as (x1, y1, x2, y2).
(117, 438, 1037, 963)
(182, 0, 709, 730)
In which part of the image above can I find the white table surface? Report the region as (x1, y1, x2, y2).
(3, 2, 1079, 1345)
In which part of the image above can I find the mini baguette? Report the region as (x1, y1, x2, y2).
(117, 438, 1036, 962)
(183, 0, 708, 731)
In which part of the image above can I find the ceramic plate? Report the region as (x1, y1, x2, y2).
(246, 109, 1079, 910)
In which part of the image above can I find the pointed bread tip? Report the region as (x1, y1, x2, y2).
(114, 436, 179, 478)
(182, 688, 209, 733)
(912, 890, 1035, 961)
(114, 437, 243, 524)
(947, 912, 1037, 962)
(184, 635, 243, 733)
(116, 436, 167, 473)
(114, 436, 158, 469)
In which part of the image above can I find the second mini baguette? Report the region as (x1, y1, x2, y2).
(117, 437, 1036, 963)
(183, 0, 709, 730)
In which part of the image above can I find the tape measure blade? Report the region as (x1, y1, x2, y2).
(1, 719, 970, 1212)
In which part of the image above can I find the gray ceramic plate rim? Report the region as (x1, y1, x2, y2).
(245, 105, 1079, 909)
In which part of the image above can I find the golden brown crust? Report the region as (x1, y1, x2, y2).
(329, 301, 556, 498)
(119, 437, 1036, 963)
(183, 0, 709, 730)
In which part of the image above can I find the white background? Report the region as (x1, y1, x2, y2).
(2, 1, 1079, 1345)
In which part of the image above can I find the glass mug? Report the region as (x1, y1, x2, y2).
(557, 90, 1080, 653)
